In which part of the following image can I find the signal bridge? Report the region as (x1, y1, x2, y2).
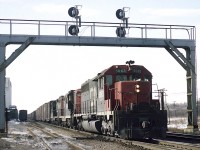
(0, 18, 197, 133)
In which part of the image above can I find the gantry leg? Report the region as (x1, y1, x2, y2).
(165, 40, 198, 134)
(0, 44, 5, 133)
(0, 37, 35, 133)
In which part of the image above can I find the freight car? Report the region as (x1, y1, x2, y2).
(19, 110, 27, 122)
(28, 110, 36, 121)
(6, 105, 18, 121)
(31, 61, 167, 140)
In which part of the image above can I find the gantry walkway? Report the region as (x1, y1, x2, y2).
(0, 19, 197, 133)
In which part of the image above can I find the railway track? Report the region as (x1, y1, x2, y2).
(167, 132, 200, 141)
(27, 123, 85, 150)
(158, 132, 200, 150)
(158, 139, 200, 150)
(35, 121, 200, 150)
(98, 135, 200, 150)
(11, 120, 198, 150)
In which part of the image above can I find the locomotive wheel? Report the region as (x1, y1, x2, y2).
(119, 129, 129, 139)
(148, 137, 153, 142)
(101, 126, 107, 135)
(107, 126, 115, 136)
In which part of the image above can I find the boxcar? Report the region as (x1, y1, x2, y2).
(7, 105, 18, 121)
(19, 110, 27, 122)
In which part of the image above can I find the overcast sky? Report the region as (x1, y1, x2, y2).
(1, 0, 200, 113)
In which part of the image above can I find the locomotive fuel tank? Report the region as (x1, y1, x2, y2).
(81, 120, 102, 133)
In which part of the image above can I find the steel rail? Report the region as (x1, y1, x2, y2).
(27, 126, 52, 150)
(37, 121, 182, 150)
(167, 132, 200, 141)
(32, 122, 85, 150)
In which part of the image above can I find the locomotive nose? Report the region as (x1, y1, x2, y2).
(141, 121, 150, 129)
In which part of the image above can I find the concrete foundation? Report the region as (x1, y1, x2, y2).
(184, 125, 200, 135)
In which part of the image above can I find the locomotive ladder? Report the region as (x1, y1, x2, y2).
(0, 19, 198, 133)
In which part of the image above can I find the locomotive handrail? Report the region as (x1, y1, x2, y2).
(0, 18, 196, 40)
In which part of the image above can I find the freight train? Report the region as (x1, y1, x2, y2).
(29, 61, 167, 139)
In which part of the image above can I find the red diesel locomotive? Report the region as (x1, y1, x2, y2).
(30, 61, 167, 139)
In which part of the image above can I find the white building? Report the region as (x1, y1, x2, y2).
(5, 77, 12, 108)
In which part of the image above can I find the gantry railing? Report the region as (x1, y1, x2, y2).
(0, 19, 196, 40)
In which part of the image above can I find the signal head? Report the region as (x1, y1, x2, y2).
(68, 7, 79, 17)
(116, 9, 125, 19)
(68, 25, 79, 35)
(116, 27, 126, 37)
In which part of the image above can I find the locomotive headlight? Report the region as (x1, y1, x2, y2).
(135, 84, 140, 93)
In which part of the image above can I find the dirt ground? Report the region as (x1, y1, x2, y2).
(0, 121, 43, 150)
(1, 121, 135, 150)
(1, 119, 199, 150)
(0, 138, 37, 150)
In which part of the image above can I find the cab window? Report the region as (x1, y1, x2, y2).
(130, 74, 141, 81)
(144, 75, 151, 81)
(106, 75, 113, 86)
(116, 75, 127, 82)
(99, 77, 104, 89)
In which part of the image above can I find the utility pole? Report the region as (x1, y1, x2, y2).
(174, 101, 176, 117)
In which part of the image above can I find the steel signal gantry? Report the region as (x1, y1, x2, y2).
(0, 18, 198, 134)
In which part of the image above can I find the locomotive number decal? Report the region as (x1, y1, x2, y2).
(116, 68, 127, 73)
(132, 69, 142, 73)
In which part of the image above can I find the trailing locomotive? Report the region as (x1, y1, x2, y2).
(29, 61, 167, 139)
